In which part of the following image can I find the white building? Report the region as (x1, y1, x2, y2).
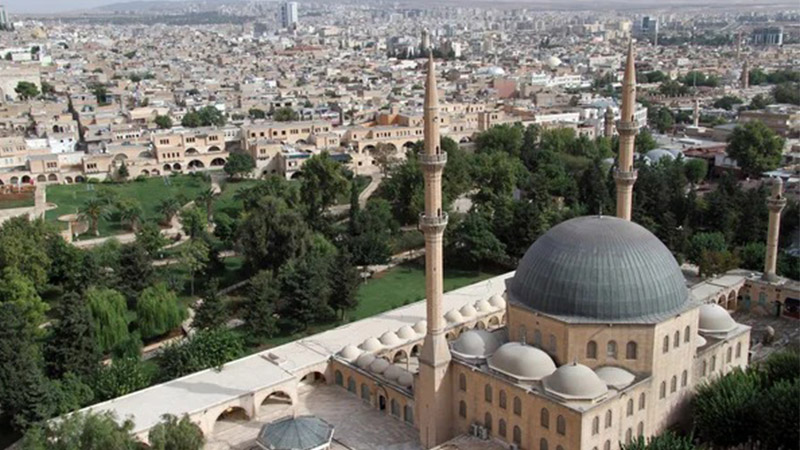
(280, 2, 299, 30)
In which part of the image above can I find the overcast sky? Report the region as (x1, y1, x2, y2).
(2, 0, 153, 13)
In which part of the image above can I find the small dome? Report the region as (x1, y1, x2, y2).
(397, 325, 417, 339)
(413, 320, 427, 334)
(379, 331, 402, 346)
(338, 345, 363, 362)
(595, 366, 635, 390)
(543, 362, 608, 401)
(459, 304, 478, 318)
(475, 298, 493, 312)
(547, 56, 562, 68)
(397, 372, 414, 387)
(489, 294, 506, 309)
(487, 342, 556, 381)
(360, 337, 384, 352)
(696, 335, 708, 347)
(356, 353, 376, 369)
(444, 309, 464, 323)
(383, 364, 405, 381)
(698, 304, 737, 334)
(452, 330, 502, 359)
(369, 358, 390, 374)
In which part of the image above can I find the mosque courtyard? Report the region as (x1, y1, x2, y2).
(205, 384, 422, 450)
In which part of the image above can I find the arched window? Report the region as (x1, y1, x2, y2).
(513, 425, 522, 445)
(726, 347, 732, 363)
(499, 419, 507, 437)
(484, 412, 492, 432)
(390, 399, 399, 417)
(513, 396, 522, 415)
(556, 415, 566, 435)
(519, 325, 527, 343)
(557, 446, 564, 450)
(549, 334, 557, 353)
(335, 370, 343, 386)
(592, 416, 599, 434)
(684, 325, 691, 343)
(626, 341, 637, 359)
(361, 384, 370, 402)
(485, 384, 492, 403)
(540, 437, 549, 450)
(607, 340, 618, 359)
(659, 382, 666, 398)
(702, 360, 708, 376)
(459, 373, 466, 391)
(499, 390, 507, 409)
(711, 355, 717, 372)
(347, 377, 356, 393)
(541, 408, 549, 428)
(587, 340, 597, 359)
(681, 370, 688, 387)
(458, 400, 466, 418)
(674, 331, 680, 348)
(533, 330, 542, 346)
(670, 376, 677, 393)
(663, 335, 669, 353)
(637, 421, 644, 436)
(404, 405, 414, 424)
(604, 440, 611, 450)
(605, 410, 612, 428)
(626, 428, 633, 443)
(639, 392, 646, 410)
(627, 398, 634, 416)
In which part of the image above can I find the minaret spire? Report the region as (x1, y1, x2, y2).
(417, 52, 453, 448)
(763, 178, 786, 282)
(614, 39, 639, 221)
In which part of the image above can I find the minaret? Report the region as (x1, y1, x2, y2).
(416, 53, 453, 448)
(421, 28, 431, 52)
(693, 98, 700, 127)
(604, 106, 615, 138)
(741, 60, 750, 89)
(763, 178, 786, 282)
(614, 40, 639, 221)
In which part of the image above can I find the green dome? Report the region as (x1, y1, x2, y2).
(508, 216, 688, 322)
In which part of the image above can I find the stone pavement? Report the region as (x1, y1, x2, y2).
(206, 385, 422, 450)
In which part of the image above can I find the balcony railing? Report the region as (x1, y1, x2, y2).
(615, 120, 640, 133)
(419, 212, 449, 230)
(419, 153, 447, 166)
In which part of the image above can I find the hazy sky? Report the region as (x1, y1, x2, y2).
(2, 0, 160, 13)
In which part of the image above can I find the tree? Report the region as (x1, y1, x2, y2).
(115, 198, 142, 231)
(41, 81, 55, 95)
(0, 217, 53, 288)
(117, 161, 129, 180)
(328, 250, 360, 320)
(448, 209, 506, 268)
(192, 280, 227, 330)
(136, 283, 185, 340)
(15, 81, 40, 100)
(578, 160, 612, 215)
(179, 205, 207, 239)
(158, 328, 243, 379)
(91, 357, 151, 401)
(273, 106, 299, 121)
(736, 241, 765, 271)
(90, 83, 109, 105)
(179, 238, 209, 296)
(45, 291, 99, 378)
(276, 240, 336, 331)
(348, 199, 397, 265)
(79, 198, 106, 236)
(635, 129, 658, 153)
(759, 348, 800, 385)
(85, 287, 130, 354)
(693, 368, 762, 449)
(372, 143, 399, 174)
(116, 242, 154, 302)
(726, 121, 785, 178)
(772, 82, 800, 105)
(684, 158, 708, 186)
(154, 115, 173, 130)
(244, 270, 279, 339)
(376, 151, 424, 224)
(0, 267, 49, 332)
(299, 151, 348, 227)
(248, 108, 266, 119)
(698, 249, 739, 278)
(21, 411, 139, 450)
(237, 196, 310, 274)
(223, 152, 255, 179)
(195, 187, 216, 221)
(621, 432, 697, 450)
(470, 151, 525, 206)
(148, 414, 205, 450)
(687, 232, 727, 265)
(755, 378, 800, 450)
(181, 106, 225, 128)
(748, 93, 771, 110)
(475, 123, 524, 157)
(47, 236, 99, 293)
(650, 107, 675, 133)
(135, 221, 168, 256)
(658, 80, 689, 97)
(713, 95, 744, 111)
(157, 197, 181, 226)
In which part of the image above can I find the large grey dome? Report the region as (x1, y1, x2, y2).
(508, 216, 688, 322)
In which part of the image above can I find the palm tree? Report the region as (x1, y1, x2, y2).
(156, 197, 181, 226)
(116, 199, 143, 232)
(78, 198, 105, 236)
(195, 188, 216, 221)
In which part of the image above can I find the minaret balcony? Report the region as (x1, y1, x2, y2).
(616, 120, 640, 133)
(419, 212, 449, 232)
(419, 152, 447, 167)
(767, 196, 787, 213)
(613, 168, 638, 185)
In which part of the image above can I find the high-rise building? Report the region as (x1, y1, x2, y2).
(0, 4, 10, 31)
(751, 27, 783, 46)
(280, 2, 298, 30)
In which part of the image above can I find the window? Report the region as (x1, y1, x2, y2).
(736, 342, 742, 358)
(540, 438, 549, 450)
(458, 401, 466, 418)
(626, 341, 637, 359)
(605, 410, 612, 428)
(459, 373, 466, 391)
(499, 390, 507, 409)
(681, 370, 688, 387)
(674, 331, 680, 348)
(541, 408, 549, 428)
(670, 376, 677, 393)
(361, 384, 370, 402)
(711, 355, 717, 372)
(684, 325, 691, 343)
(702, 360, 707, 377)
(513, 426, 521, 445)
(498, 419, 506, 437)
(513, 397, 522, 415)
(626, 428, 633, 443)
(660, 382, 666, 399)
(391, 399, 399, 417)
(726, 347, 732, 363)
(637, 421, 644, 436)
(587, 341, 597, 359)
(533, 330, 542, 346)
(519, 325, 527, 343)
(557, 447, 564, 450)
(485, 384, 492, 403)
(592, 416, 599, 435)
(639, 393, 646, 410)
(484, 412, 492, 432)
(549, 334, 557, 353)
(404, 405, 414, 424)
(607, 340, 617, 359)
(663, 335, 669, 353)
(627, 399, 634, 416)
(347, 377, 356, 393)
(334, 370, 343, 386)
(556, 415, 566, 435)
(604, 440, 611, 450)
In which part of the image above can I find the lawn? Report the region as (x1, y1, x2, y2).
(213, 179, 259, 219)
(0, 194, 35, 210)
(44, 175, 210, 238)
